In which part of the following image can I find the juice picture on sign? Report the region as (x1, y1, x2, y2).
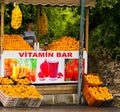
(4, 59, 17, 77)
(4, 58, 37, 82)
(48, 61, 59, 80)
(12, 64, 20, 79)
(65, 59, 78, 81)
(38, 59, 63, 81)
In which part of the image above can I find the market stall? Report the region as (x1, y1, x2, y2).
(0, 0, 97, 106)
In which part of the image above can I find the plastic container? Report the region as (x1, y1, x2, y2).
(36, 42, 40, 51)
(0, 85, 43, 107)
(33, 42, 37, 50)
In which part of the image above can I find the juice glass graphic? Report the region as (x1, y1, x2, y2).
(48, 61, 59, 80)
(24, 66, 30, 75)
(12, 64, 19, 79)
(19, 66, 24, 73)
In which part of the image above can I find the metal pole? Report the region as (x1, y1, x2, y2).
(78, 0, 85, 104)
(85, 7, 89, 52)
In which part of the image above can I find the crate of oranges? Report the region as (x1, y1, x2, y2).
(0, 85, 43, 107)
(83, 73, 103, 88)
(83, 86, 113, 106)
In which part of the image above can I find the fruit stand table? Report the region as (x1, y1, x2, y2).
(0, 0, 96, 104)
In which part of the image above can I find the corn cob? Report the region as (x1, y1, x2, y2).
(39, 12, 48, 35)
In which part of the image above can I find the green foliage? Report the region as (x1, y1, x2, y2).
(41, 6, 80, 43)
(96, 0, 118, 9)
(89, 0, 120, 61)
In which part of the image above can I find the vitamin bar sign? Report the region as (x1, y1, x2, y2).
(18, 51, 73, 58)
(1, 51, 83, 84)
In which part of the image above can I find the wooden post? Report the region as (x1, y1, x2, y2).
(36, 5, 40, 42)
(1, 3, 5, 53)
(85, 7, 89, 52)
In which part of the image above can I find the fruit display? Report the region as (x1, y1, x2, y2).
(47, 36, 79, 51)
(13, 78, 31, 85)
(3, 34, 33, 50)
(89, 87, 113, 101)
(0, 85, 42, 98)
(39, 12, 48, 35)
(83, 73, 113, 106)
(0, 77, 14, 85)
(11, 5, 22, 29)
(84, 74, 103, 85)
(65, 59, 78, 81)
(0, 76, 31, 85)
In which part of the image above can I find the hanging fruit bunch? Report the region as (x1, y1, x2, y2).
(11, 4, 22, 29)
(38, 12, 48, 35)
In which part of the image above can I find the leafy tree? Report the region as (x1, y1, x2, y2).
(89, 0, 120, 62)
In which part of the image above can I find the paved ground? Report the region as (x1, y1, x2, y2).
(0, 105, 119, 112)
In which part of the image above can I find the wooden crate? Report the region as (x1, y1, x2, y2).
(82, 87, 103, 106)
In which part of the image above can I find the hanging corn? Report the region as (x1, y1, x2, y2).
(39, 12, 48, 35)
(11, 4, 22, 29)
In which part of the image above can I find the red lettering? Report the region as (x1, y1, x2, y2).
(27, 52, 33, 57)
(68, 52, 72, 57)
(19, 52, 55, 58)
(62, 53, 67, 57)
(19, 52, 24, 57)
(33, 52, 38, 57)
(38, 52, 45, 57)
(57, 52, 73, 57)
(48, 52, 54, 57)
(56, 52, 61, 57)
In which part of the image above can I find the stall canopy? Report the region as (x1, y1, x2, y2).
(0, 0, 96, 7)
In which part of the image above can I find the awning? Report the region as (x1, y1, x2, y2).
(0, 0, 96, 7)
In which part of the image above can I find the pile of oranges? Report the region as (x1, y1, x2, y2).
(0, 76, 30, 85)
(3, 34, 33, 50)
(0, 85, 42, 98)
(47, 36, 79, 51)
(13, 78, 31, 85)
(84, 74, 103, 85)
(0, 77, 14, 85)
(89, 87, 113, 101)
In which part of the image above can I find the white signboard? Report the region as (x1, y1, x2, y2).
(1, 51, 87, 84)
